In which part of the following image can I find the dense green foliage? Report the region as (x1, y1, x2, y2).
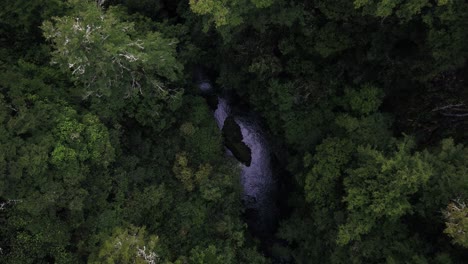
(1, 0, 467, 263)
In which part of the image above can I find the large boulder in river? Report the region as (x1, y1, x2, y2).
(222, 116, 252, 166)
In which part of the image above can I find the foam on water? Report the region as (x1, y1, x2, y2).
(214, 97, 230, 129)
(200, 79, 276, 235)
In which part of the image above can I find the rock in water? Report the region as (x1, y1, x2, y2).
(222, 116, 252, 166)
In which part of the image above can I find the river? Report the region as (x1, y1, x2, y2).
(197, 77, 277, 240)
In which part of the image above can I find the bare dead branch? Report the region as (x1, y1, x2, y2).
(432, 103, 465, 112)
(441, 113, 468, 118)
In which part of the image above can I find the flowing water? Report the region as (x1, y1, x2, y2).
(198, 78, 277, 238)
(214, 97, 230, 129)
(235, 115, 276, 235)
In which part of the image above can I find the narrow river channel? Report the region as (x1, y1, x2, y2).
(197, 77, 277, 240)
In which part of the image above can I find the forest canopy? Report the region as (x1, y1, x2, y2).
(0, 0, 467, 263)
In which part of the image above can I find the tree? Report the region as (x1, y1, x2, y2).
(0, 91, 116, 262)
(338, 139, 432, 245)
(443, 199, 468, 248)
(42, 0, 182, 98)
(90, 225, 163, 264)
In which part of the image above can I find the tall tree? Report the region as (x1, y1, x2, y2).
(42, 0, 182, 98)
